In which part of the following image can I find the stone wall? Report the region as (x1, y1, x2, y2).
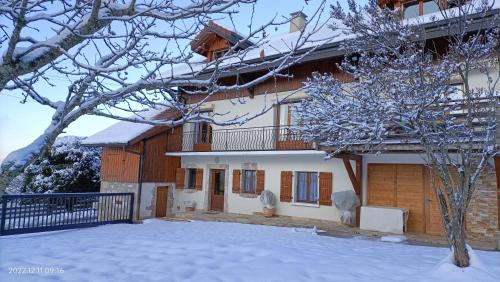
(466, 163, 499, 241)
(101, 181, 140, 221)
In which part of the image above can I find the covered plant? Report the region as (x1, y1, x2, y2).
(259, 190, 276, 209)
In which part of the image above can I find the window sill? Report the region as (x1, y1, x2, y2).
(183, 189, 199, 193)
(239, 193, 258, 198)
(291, 202, 320, 208)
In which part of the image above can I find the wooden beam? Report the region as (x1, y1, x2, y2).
(341, 155, 363, 227)
(337, 153, 362, 162)
(343, 158, 360, 192)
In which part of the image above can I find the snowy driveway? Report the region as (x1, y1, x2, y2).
(1, 219, 499, 282)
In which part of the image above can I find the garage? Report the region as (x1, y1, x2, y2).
(367, 164, 444, 235)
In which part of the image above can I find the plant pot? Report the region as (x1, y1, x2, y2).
(185, 206, 195, 212)
(263, 207, 275, 218)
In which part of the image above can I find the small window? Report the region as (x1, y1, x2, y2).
(295, 172, 318, 204)
(279, 102, 302, 127)
(403, 1, 420, 19)
(242, 170, 257, 194)
(187, 169, 197, 189)
(422, 0, 440, 15)
(213, 49, 227, 60)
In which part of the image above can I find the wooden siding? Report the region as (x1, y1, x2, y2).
(100, 146, 141, 182)
(143, 132, 180, 183)
(100, 127, 181, 183)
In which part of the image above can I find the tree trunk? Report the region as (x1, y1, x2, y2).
(450, 220, 470, 267)
(436, 187, 470, 267)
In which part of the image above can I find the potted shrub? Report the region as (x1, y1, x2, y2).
(184, 201, 196, 212)
(259, 190, 276, 217)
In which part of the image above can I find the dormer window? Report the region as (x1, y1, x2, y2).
(212, 49, 227, 61)
(403, 0, 441, 19)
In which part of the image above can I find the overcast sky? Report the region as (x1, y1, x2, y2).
(0, 0, 366, 162)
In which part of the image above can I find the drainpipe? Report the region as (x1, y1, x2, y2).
(137, 140, 146, 222)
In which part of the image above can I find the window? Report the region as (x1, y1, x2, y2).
(212, 49, 227, 60)
(403, 1, 420, 19)
(404, 1, 442, 19)
(422, 0, 440, 14)
(242, 170, 257, 194)
(295, 172, 318, 204)
(279, 102, 302, 127)
(195, 121, 212, 144)
(187, 169, 197, 189)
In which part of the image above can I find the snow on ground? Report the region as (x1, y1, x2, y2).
(1, 220, 499, 282)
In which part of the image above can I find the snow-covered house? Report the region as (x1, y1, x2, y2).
(83, 2, 500, 243)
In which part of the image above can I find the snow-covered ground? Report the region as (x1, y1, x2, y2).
(1, 220, 499, 282)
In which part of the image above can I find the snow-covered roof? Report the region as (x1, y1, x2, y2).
(165, 1, 500, 79)
(82, 108, 180, 146)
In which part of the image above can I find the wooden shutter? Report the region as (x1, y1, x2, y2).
(256, 170, 265, 195)
(319, 172, 333, 206)
(195, 168, 203, 190)
(175, 168, 185, 189)
(232, 170, 241, 193)
(280, 171, 293, 202)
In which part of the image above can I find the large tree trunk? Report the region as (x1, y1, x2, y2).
(436, 188, 470, 267)
(450, 218, 470, 267)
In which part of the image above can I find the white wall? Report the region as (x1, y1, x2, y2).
(173, 153, 356, 222)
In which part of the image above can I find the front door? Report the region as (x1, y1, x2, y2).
(155, 186, 168, 217)
(210, 169, 225, 211)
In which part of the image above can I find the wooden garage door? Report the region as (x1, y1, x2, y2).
(367, 164, 396, 207)
(368, 164, 425, 233)
(396, 165, 425, 233)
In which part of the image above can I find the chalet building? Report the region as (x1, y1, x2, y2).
(83, 1, 500, 243)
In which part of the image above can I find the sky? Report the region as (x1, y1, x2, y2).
(0, 0, 365, 162)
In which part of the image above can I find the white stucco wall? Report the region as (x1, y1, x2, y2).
(173, 153, 356, 222)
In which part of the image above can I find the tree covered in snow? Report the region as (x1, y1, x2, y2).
(0, 0, 333, 190)
(297, 0, 499, 267)
(22, 136, 101, 194)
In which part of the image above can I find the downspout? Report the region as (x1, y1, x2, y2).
(137, 140, 146, 222)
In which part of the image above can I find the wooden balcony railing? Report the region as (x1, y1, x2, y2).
(166, 125, 314, 152)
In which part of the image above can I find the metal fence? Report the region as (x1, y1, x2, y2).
(167, 125, 314, 152)
(0, 193, 134, 236)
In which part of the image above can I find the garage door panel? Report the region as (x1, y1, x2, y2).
(396, 165, 425, 233)
(367, 165, 396, 207)
(367, 164, 426, 234)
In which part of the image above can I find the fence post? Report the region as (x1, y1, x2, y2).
(128, 193, 135, 224)
(0, 196, 7, 235)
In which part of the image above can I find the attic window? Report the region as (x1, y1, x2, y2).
(212, 49, 227, 60)
(403, 1, 419, 18)
(403, 0, 441, 19)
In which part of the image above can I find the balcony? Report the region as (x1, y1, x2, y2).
(166, 125, 314, 152)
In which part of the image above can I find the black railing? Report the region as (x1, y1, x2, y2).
(0, 192, 134, 236)
(167, 125, 314, 152)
